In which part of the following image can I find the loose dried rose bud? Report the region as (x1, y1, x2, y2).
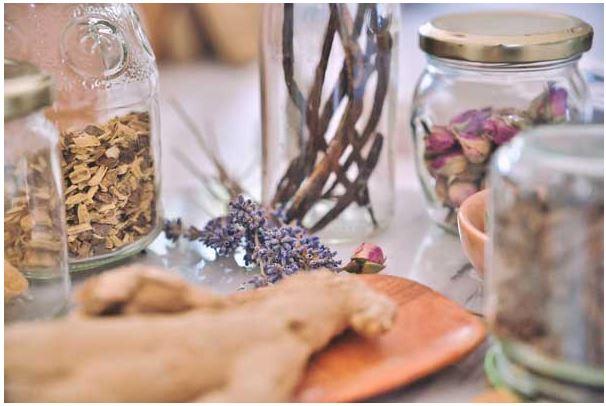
(447, 181, 478, 207)
(529, 84, 568, 123)
(482, 115, 520, 145)
(425, 125, 456, 154)
(454, 132, 492, 163)
(427, 150, 468, 177)
(450, 108, 492, 136)
(342, 242, 386, 274)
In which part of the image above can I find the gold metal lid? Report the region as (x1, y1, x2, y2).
(5, 59, 53, 121)
(419, 11, 593, 63)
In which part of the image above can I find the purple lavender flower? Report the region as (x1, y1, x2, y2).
(425, 125, 456, 154)
(228, 195, 266, 232)
(196, 195, 341, 288)
(197, 216, 244, 257)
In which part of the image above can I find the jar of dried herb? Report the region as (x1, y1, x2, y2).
(4, 60, 71, 322)
(411, 11, 593, 232)
(5, 4, 162, 270)
(260, 4, 399, 242)
(486, 125, 604, 401)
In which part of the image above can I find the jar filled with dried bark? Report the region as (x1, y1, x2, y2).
(260, 4, 398, 241)
(486, 125, 604, 401)
(6, 4, 162, 270)
(4, 60, 70, 322)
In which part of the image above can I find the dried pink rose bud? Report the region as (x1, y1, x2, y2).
(427, 150, 468, 177)
(450, 108, 492, 136)
(454, 132, 492, 163)
(482, 115, 520, 145)
(447, 181, 478, 207)
(425, 125, 456, 154)
(342, 243, 386, 274)
(529, 84, 568, 123)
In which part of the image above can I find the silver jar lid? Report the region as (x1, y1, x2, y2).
(4, 59, 53, 121)
(419, 11, 593, 63)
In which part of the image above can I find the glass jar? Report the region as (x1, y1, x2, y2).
(4, 60, 71, 322)
(485, 125, 603, 401)
(260, 4, 398, 242)
(411, 11, 593, 232)
(5, 4, 162, 270)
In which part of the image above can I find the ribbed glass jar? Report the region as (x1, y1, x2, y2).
(5, 4, 162, 270)
(260, 4, 398, 242)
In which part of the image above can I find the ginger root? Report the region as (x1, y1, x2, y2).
(5, 267, 396, 402)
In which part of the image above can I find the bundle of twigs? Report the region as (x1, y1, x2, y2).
(271, 3, 392, 233)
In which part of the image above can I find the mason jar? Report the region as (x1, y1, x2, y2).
(4, 60, 71, 322)
(411, 11, 593, 232)
(485, 125, 603, 401)
(5, 4, 162, 270)
(260, 4, 399, 242)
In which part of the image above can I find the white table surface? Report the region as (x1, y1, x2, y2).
(73, 59, 488, 402)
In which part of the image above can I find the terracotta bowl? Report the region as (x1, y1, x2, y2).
(457, 189, 488, 276)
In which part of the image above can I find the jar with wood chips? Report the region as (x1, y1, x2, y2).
(4, 60, 71, 322)
(485, 125, 604, 402)
(5, 4, 162, 270)
(411, 11, 593, 232)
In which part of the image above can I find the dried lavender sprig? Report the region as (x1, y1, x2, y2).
(164, 195, 341, 288)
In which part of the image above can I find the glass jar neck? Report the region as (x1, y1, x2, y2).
(427, 55, 581, 73)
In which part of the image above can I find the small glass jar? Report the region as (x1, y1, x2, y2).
(260, 4, 398, 242)
(5, 4, 162, 270)
(411, 11, 593, 232)
(485, 125, 603, 401)
(4, 60, 71, 322)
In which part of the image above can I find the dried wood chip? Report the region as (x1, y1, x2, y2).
(60, 111, 157, 259)
(4, 149, 65, 276)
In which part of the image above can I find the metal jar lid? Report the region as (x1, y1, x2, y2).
(4, 59, 53, 121)
(419, 11, 593, 63)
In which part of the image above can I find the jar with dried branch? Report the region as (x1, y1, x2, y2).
(260, 4, 399, 242)
(5, 4, 162, 270)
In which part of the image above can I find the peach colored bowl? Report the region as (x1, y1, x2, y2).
(457, 189, 488, 276)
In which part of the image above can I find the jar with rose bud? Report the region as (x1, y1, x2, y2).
(411, 11, 593, 232)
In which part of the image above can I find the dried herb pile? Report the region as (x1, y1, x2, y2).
(4, 151, 65, 273)
(422, 84, 569, 225)
(165, 195, 341, 287)
(60, 112, 157, 259)
(271, 4, 393, 233)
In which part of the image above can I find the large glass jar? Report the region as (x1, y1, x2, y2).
(5, 4, 162, 271)
(411, 11, 593, 232)
(485, 125, 603, 401)
(4, 60, 70, 322)
(260, 4, 398, 242)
